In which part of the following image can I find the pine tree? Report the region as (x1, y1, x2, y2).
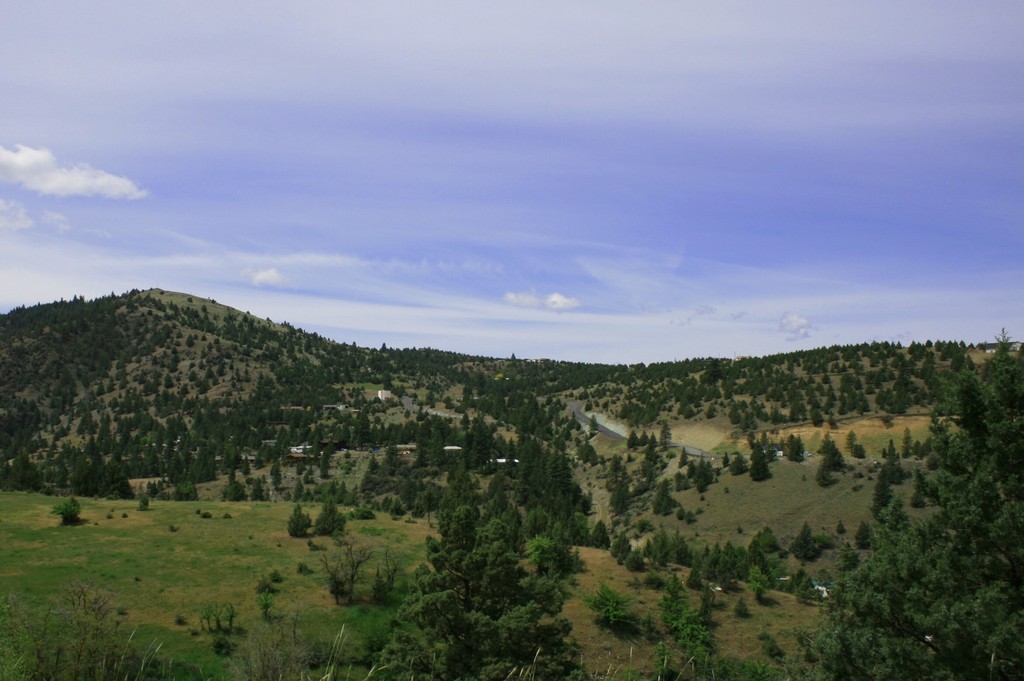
(382, 469, 577, 679)
(286, 503, 311, 537)
(854, 520, 872, 550)
(313, 496, 345, 537)
(749, 447, 771, 481)
(652, 479, 677, 515)
(790, 522, 820, 562)
(815, 339, 1024, 679)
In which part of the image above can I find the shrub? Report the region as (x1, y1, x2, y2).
(624, 549, 646, 572)
(255, 576, 276, 595)
(211, 634, 234, 656)
(51, 497, 82, 525)
(585, 584, 634, 628)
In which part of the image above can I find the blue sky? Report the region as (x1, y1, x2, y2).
(1, 2, 1021, 363)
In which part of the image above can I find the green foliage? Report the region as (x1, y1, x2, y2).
(728, 452, 749, 475)
(589, 519, 611, 549)
(651, 478, 678, 515)
(815, 340, 1024, 679)
(623, 548, 646, 572)
(585, 584, 635, 629)
(1, 582, 146, 681)
(313, 497, 345, 536)
(790, 522, 821, 562)
(854, 520, 872, 550)
(525, 535, 573, 577)
(661, 575, 712, 660)
(51, 496, 81, 525)
(381, 469, 577, 680)
(747, 564, 770, 603)
(749, 447, 772, 481)
(286, 503, 311, 537)
(256, 590, 274, 620)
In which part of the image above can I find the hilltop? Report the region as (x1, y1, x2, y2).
(0, 289, 1003, 679)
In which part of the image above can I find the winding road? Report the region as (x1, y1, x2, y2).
(567, 400, 709, 459)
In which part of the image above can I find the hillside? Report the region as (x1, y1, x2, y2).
(0, 289, 1005, 679)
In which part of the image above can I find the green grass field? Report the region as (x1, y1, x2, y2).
(1, 488, 831, 679)
(0, 493, 429, 678)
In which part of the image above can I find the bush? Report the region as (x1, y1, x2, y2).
(585, 584, 634, 628)
(624, 549, 646, 572)
(211, 634, 235, 656)
(255, 576, 276, 595)
(51, 497, 81, 525)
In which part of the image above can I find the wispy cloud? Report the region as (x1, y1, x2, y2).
(0, 199, 33, 230)
(779, 312, 813, 340)
(0, 145, 147, 199)
(244, 267, 289, 287)
(41, 211, 70, 232)
(503, 290, 581, 311)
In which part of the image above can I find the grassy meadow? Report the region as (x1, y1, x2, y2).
(1, 490, 828, 679)
(0, 493, 429, 678)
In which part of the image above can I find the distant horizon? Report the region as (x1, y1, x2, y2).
(3, 286, 1010, 366)
(2, 3, 1021, 363)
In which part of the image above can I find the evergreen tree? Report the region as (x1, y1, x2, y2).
(728, 452, 749, 476)
(815, 340, 1024, 679)
(790, 522, 821, 562)
(749, 446, 771, 481)
(313, 496, 345, 537)
(815, 456, 836, 486)
(854, 520, 872, 550)
(819, 433, 845, 472)
(785, 434, 805, 462)
(382, 469, 577, 679)
(692, 459, 715, 492)
(651, 479, 677, 515)
(589, 519, 610, 549)
(286, 503, 311, 537)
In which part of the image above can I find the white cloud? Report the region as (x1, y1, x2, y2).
(545, 292, 581, 311)
(779, 312, 813, 340)
(503, 291, 542, 308)
(0, 199, 32, 230)
(244, 267, 289, 287)
(503, 291, 581, 311)
(0, 145, 147, 199)
(41, 210, 70, 232)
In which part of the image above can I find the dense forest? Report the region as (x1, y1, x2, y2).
(1, 289, 1019, 680)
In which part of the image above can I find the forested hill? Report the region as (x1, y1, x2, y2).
(0, 288, 985, 498)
